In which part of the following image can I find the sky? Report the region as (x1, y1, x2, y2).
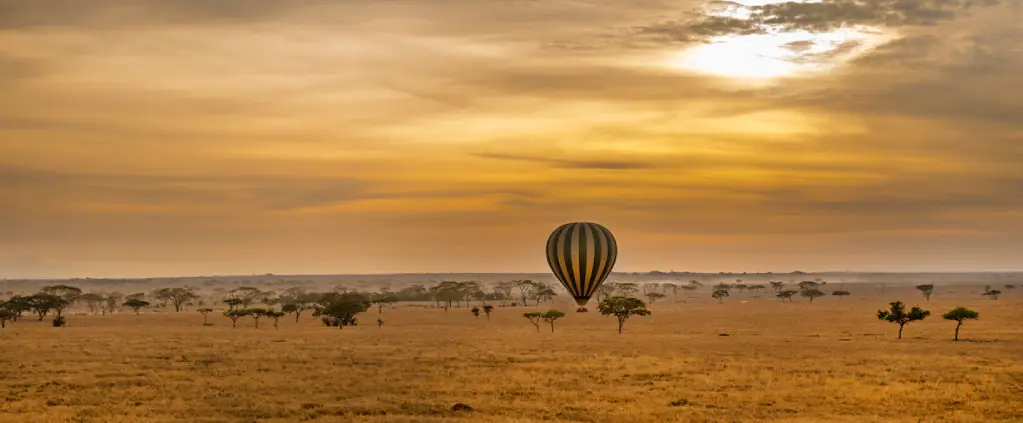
(1, 0, 1022, 278)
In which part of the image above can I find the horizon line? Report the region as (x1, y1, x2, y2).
(5, 269, 1023, 282)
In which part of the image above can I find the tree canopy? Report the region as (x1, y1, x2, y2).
(597, 296, 651, 334)
(877, 301, 930, 340)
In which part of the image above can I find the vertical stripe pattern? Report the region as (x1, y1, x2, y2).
(546, 222, 618, 306)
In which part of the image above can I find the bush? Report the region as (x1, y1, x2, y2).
(52, 316, 67, 327)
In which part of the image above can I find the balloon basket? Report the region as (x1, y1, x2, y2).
(576, 307, 588, 313)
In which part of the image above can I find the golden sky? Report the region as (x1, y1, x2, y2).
(2, 0, 1021, 278)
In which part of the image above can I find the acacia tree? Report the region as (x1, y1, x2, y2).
(482, 304, 493, 320)
(103, 292, 124, 315)
(370, 294, 397, 314)
(245, 308, 267, 329)
(2, 296, 31, 321)
(471, 306, 480, 318)
(877, 301, 930, 340)
(156, 287, 199, 312)
(942, 307, 979, 341)
(712, 289, 729, 303)
(223, 298, 243, 311)
(79, 293, 106, 315)
(597, 296, 651, 334)
(230, 287, 265, 308)
(28, 294, 58, 320)
(916, 284, 935, 301)
(832, 290, 851, 299)
(595, 283, 617, 303)
(982, 289, 1001, 300)
(531, 284, 558, 305)
(223, 310, 246, 328)
(662, 283, 679, 301)
(123, 299, 150, 315)
(617, 283, 640, 297)
(798, 281, 819, 291)
(198, 308, 214, 325)
(777, 290, 798, 302)
(645, 292, 666, 304)
(769, 281, 784, 292)
(41, 285, 82, 318)
(514, 280, 536, 305)
(642, 283, 661, 299)
(542, 310, 566, 332)
(523, 312, 544, 331)
(748, 284, 766, 295)
(265, 310, 286, 329)
(312, 292, 370, 329)
(281, 303, 305, 322)
(800, 289, 825, 303)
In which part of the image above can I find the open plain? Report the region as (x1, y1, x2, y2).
(1, 282, 1021, 423)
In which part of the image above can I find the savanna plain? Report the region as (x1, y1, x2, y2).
(1, 282, 1021, 423)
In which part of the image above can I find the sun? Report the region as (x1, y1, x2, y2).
(667, 1, 895, 80)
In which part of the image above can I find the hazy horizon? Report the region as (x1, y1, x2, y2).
(3, 0, 1021, 279)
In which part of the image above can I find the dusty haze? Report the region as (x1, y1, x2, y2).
(2, 0, 1022, 278)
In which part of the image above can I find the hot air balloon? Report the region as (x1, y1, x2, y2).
(545, 222, 617, 312)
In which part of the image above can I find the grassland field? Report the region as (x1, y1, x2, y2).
(0, 283, 1021, 423)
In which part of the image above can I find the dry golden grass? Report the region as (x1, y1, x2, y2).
(1, 287, 1021, 423)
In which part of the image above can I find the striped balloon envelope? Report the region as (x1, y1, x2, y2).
(545, 222, 618, 311)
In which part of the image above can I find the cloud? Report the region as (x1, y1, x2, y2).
(472, 152, 658, 170)
(632, 0, 999, 44)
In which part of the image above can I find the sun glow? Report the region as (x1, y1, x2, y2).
(669, 1, 895, 79)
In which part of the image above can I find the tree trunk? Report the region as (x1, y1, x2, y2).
(549, 322, 555, 333)
(898, 324, 905, 340)
(254, 319, 259, 329)
(174, 302, 182, 312)
(295, 311, 301, 322)
(135, 309, 140, 315)
(203, 314, 208, 325)
(274, 319, 279, 329)
(617, 318, 625, 334)
(231, 319, 237, 328)
(954, 321, 961, 341)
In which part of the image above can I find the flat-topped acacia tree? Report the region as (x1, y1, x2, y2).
(123, 299, 150, 315)
(800, 288, 825, 303)
(281, 303, 305, 322)
(877, 301, 930, 340)
(40, 285, 81, 319)
(542, 310, 565, 332)
(916, 284, 935, 301)
(777, 290, 798, 302)
(942, 307, 979, 341)
(246, 308, 268, 329)
(597, 296, 651, 334)
(264, 310, 286, 329)
(223, 309, 246, 328)
(523, 312, 544, 332)
(198, 308, 214, 325)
